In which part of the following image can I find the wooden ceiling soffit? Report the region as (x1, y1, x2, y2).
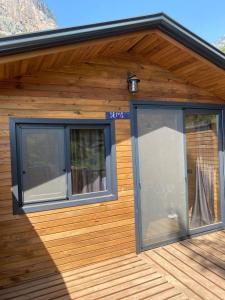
(0, 27, 225, 102)
(0, 31, 150, 80)
(127, 30, 225, 100)
(0, 31, 151, 65)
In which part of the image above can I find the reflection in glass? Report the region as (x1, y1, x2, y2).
(185, 113, 221, 228)
(70, 129, 106, 195)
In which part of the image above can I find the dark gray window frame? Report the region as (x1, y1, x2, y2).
(10, 118, 117, 214)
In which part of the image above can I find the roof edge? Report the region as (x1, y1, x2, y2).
(0, 12, 225, 71)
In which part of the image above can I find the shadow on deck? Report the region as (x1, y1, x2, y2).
(2, 230, 225, 299)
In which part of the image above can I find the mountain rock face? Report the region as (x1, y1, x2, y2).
(0, 0, 57, 37)
(216, 36, 225, 52)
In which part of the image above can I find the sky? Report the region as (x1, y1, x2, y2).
(45, 0, 225, 45)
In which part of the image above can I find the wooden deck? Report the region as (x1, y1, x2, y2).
(2, 230, 225, 299)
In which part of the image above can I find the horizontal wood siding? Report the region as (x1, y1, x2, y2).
(0, 55, 224, 288)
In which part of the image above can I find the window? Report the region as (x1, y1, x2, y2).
(10, 119, 117, 213)
(20, 126, 66, 204)
(70, 128, 106, 195)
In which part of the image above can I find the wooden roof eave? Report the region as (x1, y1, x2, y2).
(0, 13, 225, 100)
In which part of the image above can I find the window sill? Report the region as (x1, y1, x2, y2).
(14, 193, 118, 214)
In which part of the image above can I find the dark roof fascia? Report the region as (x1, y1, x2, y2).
(0, 13, 225, 71)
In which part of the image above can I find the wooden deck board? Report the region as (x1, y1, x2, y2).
(144, 230, 225, 300)
(2, 230, 225, 299)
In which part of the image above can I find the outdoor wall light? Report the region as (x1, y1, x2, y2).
(127, 73, 140, 93)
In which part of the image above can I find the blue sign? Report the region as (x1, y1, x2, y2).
(106, 112, 130, 120)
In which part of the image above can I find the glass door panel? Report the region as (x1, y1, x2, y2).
(184, 111, 221, 229)
(137, 107, 187, 248)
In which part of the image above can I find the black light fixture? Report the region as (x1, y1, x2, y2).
(127, 73, 140, 93)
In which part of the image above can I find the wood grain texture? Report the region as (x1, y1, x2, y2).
(3, 229, 225, 300)
(1, 29, 225, 102)
(0, 253, 186, 300)
(0, 53, 224, 289)
(144, 229, 225, 300)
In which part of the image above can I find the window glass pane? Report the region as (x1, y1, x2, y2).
(185, 113, 221, 228)
(70, 128, 107, 194)
(21, 127, 66, 203)
(137, 108, 187, 247)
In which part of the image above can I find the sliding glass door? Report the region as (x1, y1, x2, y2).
(135, 105, 224, 250)
(184, 110, 222, 231)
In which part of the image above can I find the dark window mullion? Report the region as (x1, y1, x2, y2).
(104, 125, 112, 192)
(17, 125, 24, 207)
(65, 126, 72, 200)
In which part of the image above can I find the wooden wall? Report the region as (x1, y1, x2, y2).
(0, 54, 224, 288)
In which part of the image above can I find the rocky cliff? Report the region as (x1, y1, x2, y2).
(0, 0, 57, 36)
(216, 36, 225, 52)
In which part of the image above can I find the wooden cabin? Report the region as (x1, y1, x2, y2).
(1, 13, 225, 293)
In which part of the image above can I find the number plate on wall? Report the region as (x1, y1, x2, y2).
(106, 112, 130, 119)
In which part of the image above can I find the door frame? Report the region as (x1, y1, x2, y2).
(130, 100, 225, 253)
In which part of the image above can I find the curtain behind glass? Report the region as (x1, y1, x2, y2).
(70, 129, 106, 194)
(190, 156, 214, 228)
(185, 113, 221, 228)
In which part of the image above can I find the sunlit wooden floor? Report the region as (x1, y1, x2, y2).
(143, 229, 225, 300)
(2, 230, 225, 299)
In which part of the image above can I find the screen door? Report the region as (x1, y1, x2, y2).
(136, 107, 187, 248)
